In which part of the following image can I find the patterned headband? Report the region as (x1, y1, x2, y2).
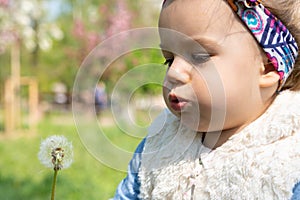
(162, 0, 299, 90)
(226, 0, 298, 89)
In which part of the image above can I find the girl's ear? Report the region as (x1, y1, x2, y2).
(259, 63, 280, 88)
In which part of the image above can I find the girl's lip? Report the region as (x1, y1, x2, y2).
(168, 93, 188, 112)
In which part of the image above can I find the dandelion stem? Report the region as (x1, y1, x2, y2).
(51, 169, 58, 200)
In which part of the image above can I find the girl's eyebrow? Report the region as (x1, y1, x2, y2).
(159, 37, 221, 54)
(191, 37, 221, 52)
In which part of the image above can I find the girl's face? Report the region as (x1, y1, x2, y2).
(160, 0, 268, 132)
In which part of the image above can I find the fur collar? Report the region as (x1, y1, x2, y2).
(139, 90, 300, 199)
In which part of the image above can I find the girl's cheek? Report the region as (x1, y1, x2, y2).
(162, 86, 169, 104)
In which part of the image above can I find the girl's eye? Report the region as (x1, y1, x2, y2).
(191, 53, 210, 64)
(164, 58, 174, 67)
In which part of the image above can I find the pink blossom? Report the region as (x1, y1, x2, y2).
(73, 19, 85, 37)
(105, 0, 132, 38)
(0, 0, 9, 7)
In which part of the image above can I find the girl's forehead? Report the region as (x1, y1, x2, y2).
(160, 0, 230, 24)
(159, 0, 236, 42)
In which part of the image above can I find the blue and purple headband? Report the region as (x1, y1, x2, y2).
(162, 0, 299, 90)
(227, 0, 298, 89)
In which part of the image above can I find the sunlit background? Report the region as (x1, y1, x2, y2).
(0, 0, 166, 199)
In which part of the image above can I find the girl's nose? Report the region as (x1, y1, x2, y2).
(165, 56, 191, 86)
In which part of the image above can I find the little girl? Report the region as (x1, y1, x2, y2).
(113, 0, 300, 199)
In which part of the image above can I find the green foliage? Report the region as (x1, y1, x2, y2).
(0, 51, 10, 104)
(1, 0, 162, 101)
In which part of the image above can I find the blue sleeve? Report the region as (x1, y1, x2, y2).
(113, 138, 146, 200)
(292, 182, 300, 200)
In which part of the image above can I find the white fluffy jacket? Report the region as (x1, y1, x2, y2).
(138, 90, 300, 200)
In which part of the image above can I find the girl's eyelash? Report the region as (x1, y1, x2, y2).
(163, 58, 174, 67)
(191, 53, 210, 64)
(163, 53, 210, 67)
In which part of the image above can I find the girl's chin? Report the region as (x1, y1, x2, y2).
(167, 105, 214, 131)
(169, 109, 181, 118)
(178, 114, 201, 130)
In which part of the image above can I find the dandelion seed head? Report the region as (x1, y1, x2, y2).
(38, 135, 73, 170)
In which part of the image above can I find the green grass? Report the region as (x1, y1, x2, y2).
(0, 111, 145, 200)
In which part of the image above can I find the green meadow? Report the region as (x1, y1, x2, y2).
(0, 111, 145, 200)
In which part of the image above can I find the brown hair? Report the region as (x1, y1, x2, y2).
(261, 0, 300, 91)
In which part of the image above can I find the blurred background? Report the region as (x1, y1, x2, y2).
(0, 0, 166, 199)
